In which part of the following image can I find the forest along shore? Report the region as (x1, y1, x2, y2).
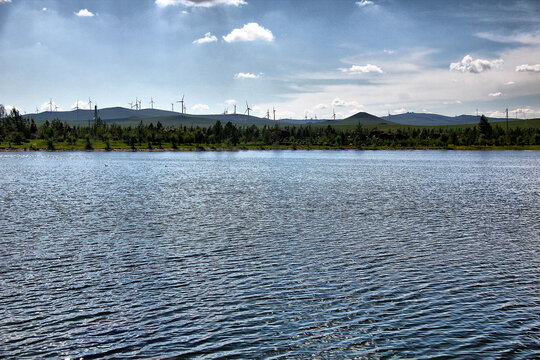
(1, 110, 539, 151)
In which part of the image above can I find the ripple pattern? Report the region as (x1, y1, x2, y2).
(0, 150, 539, 359)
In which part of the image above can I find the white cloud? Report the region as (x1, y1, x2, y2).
(245, 44, 540, 119)
(4, 105, 18, 113)
(450, 55, 503, 73)
(393, 108, 407, 114)
(74, 9, 95, 17)
(315, 104, 328, 110)
(515, 64, 540, 72)
(223, 23, 274, 43)
(487, 107, 540, 119)
(340, 64, 383, 74)
(488, 92, 502, 97)
(356, 0, 374, 6)
(71, 100, 90, 110)
(505, 81, 515, 85)
(192, 104, 210, 111)
(476, 32, 540, 45)
(156, 0, 246, 7)
(225, 99, 236, 105)
(234, 72, 259, 79)
(383, 49, 395, 54)
(193, 32, 217, 44)
(40, 101, 62, 112)
(332, 98, 362, 108)
(0, 0, 12, 3)
(42, 7, 47, 11)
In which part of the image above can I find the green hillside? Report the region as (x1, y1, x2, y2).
(319, 112, 396, 126)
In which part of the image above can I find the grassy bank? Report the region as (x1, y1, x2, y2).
(2, 139, 539, 151)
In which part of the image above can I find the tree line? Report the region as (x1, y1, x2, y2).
(1, 108, 539, 149)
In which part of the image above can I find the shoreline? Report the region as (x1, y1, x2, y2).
(1, 145, 538, 152)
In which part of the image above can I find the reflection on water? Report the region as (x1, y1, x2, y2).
(1, 151, 539, 359)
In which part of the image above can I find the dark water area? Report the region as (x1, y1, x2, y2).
(1, 150, 539, 359)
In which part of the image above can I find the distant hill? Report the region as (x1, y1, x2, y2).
(23, 108, 519, 128)
(24, 107, 181, 124)
(320, 112, 395, 126)
(381, 112, 517, 126)
(23, 106, 343, 127)
(23, 107, 292, 127)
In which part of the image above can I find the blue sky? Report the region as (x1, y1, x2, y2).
(1, 0, 539, 119)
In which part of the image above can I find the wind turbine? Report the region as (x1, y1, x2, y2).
(35, 106, 39, 113)
(129, 101, 134, 109)
(333, 108, 336, 120)
(48, 98, 53, 112)
(177, 94, 185, 114)
(88, 98, 92, 113)
(273, 106, 276, 121)
(135, 97, 140, 110)
(138, 98, 142, 110)
(245, 101, 252, 117)
(171, 103, 174, 112)
(266, 109, 270, 119)
(73, 100, 80, 122)
(54, 105, 59, 112)
(233, 104, 237, 115)
(150, 97, 155, 109)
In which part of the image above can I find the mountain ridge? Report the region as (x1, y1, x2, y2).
(21, 108, 516, 127)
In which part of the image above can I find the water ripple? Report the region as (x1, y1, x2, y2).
(0, 151, 539, 359)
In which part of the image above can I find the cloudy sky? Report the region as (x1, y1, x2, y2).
(1, 0, 539, 119)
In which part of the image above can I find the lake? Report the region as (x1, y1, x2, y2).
(1, 150, 539, 359)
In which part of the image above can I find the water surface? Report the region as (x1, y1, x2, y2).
(1, 150, 539, 359)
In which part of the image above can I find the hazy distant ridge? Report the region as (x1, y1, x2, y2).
(381, 112, 517, 126)
(22, 108, 516, 127)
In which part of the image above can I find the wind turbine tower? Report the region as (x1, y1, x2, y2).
(245, 101, 252, 117)
(266, 109, 270, 119)
(506, 108, 509, 144)
(333, 108, 336, 121)
(88, 98, 92, 114)
(129, 101, 134, 109)
(171, 103, 174, 112)
(48, 98, 53, 112)
(233, 104, 237, 115)
(177, 94, 185, 114)
(273, 106, 276, 121)
(93, 105, 98, 125)
(150, 98, 155, 109)
(74, 99, 79, 122)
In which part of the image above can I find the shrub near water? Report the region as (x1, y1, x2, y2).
(47, 139, 55, 151)
(85, 137, 93, 150)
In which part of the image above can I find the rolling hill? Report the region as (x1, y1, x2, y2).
(318, 112, 396, 126)
(381, 112, 517, 126)
(22, 108, 523, 128)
